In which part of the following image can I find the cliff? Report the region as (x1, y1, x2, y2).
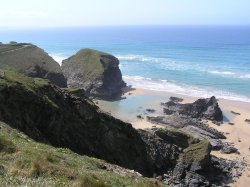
(0, 43, 67, 87)
(62, 48, 126, 100)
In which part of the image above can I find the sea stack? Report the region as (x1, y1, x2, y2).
(0, 43, 67, 87)
(62, 48, 126, 100)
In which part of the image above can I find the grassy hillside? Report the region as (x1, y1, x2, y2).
(63, 48, 112, 77)
(0, 44, 60, 73)
(0, 121, 165, 187)
(0, 43, 67, 87)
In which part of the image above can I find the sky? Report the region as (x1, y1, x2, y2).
(0, 0, 250, 28)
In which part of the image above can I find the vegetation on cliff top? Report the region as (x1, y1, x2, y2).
(63, 48, 113, 77)
(0, 121, 164, 187)
(0, 43, 67, 87)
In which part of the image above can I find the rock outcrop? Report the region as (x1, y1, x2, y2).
(147, 114, 225, 150)
(62, 48, 126, 100)
(162, 96, 223, 121)
(0, 43, 67, 87)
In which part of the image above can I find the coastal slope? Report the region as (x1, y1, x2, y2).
(0, 121, 163, 187)
(0, 43, 67, 87)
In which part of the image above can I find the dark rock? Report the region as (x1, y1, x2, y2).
(162, 96, 223, 121)
(0, 165, 5, 175)
(169, 96, 183, 103)
(221, 143, 239, 154)
(172, 140, 212, 185)
(147, 114, 226, 150)
(136, 115, 143, 119)
(146, 109, 156, 113)
(228, 122, 235, 125)
(245, 119, 250, 123)
(163, 108, 174, 115)
(231, 111, 241, 115)
(62, 48, 126, 100)
(0, 43, 67, 87)
(97, 163, 107, 170)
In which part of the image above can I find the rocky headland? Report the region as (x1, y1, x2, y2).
(0, 43, 67, 87)
(62, 48, 126, 100)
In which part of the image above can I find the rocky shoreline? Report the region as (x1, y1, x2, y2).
(132, 96, 247, 186)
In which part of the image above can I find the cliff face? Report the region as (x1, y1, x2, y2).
(0, 43, 67, 87)
(62, 49, 126, 100)
(0, 70, 214, 178)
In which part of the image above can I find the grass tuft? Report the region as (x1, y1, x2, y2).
(0, 136, 16, 154)
(73, 175, 112, 187)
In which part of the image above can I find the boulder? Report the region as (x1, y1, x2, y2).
(245, 119, 250, 124)
(221, 143, 239, 154)
(62, 48, 126, 100)
(0, 43, 67, 87)
(162, 96, 223, 121)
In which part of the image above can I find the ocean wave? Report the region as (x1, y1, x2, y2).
(123, 75, 250, 103)
(208, 71, 250, 79)
(116, 54, 170, 63)
(239, 74, 250, 79)
(117, 54, 194, 72)
(208, 71, 235, 75)
(50, 53, 68, 65)
(117, 54, 250, 80)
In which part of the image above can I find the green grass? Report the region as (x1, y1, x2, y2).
(0, 69, 60, 110)
(64, 48, 115, 80)
(0, 43, 61, 73)
(0, 121, 166, 187)
(0, 45, 23, 53)
(0, 69, 49, 92)
(0, 136, 17, 154)
(182, 140, 211, 163)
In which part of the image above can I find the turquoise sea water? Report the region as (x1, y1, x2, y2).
(1, 26, 250, 102)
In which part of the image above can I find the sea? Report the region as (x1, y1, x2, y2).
(1, 26, 250, 103)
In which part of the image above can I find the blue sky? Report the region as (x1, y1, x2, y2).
(0, 0, 250, 28)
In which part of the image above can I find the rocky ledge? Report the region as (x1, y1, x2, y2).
(62, 48, 126, 100)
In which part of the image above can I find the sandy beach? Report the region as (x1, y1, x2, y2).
(97, 87, 250, 186)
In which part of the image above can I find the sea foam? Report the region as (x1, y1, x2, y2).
(117, 54, 250, 80)
(50, 53, 68, 66)
(123, 75, 250, 103)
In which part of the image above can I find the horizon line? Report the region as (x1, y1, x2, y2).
(1, 24, 250, 30)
